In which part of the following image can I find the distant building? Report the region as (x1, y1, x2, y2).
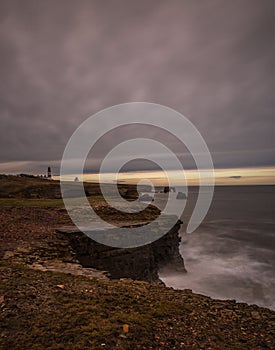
(47, 167, 52, 179)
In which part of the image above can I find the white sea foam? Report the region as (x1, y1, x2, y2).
(157, 186, 275, 310)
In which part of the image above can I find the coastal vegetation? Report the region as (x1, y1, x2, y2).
(0, 175, 274, 349)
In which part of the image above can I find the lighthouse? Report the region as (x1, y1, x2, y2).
(47, 166, 52, 179)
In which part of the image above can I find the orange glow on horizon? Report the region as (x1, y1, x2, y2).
(57, 166, 275, 186)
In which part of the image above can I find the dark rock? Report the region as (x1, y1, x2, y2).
(176, 192, 187, 199)
(122, 188, 139, 201)
(138, 194, 154, 202)
(56, 219, 186, 283)
(164, 186, 176, 193)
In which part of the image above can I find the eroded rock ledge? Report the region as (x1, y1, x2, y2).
(56, 219, 186, 283)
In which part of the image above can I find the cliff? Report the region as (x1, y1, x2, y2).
(56, 218, 186, 283)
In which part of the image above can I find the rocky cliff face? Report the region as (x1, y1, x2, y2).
(56, 219, 186, 283)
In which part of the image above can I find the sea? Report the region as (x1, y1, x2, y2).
(151, 185, 275, 310)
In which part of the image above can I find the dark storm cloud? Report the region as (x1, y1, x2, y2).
(0, 0, 274, 173)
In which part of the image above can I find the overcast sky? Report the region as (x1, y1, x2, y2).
(0, 0, 274, 175)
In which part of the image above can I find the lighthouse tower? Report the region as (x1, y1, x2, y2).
(47, 167, 52, 179)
